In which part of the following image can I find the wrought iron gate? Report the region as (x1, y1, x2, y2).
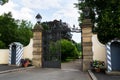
(42, 28, 61, 68)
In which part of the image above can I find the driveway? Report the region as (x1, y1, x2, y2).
(0, 59, 90, 80)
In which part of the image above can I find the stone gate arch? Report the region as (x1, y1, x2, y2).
(32, 16, 93, 71)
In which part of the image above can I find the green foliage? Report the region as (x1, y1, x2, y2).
(74, 43, 82, 52)
(74, 42, 82, 58)
(41, 20, 72, 41)
(60, 39, 79, 61)
(16, 20, 33, 46)
(0, 0, 8, 5)
(49, 41, 60, 55)
(0, 12, 18, 48)
(0, 40, 5, 48)
(76, 0, 120, 44)
(41, 22, 49, 30)
(91, 60, 105, 69)
(0, 12, 33, 48)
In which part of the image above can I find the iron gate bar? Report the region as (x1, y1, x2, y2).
(42, 28, 61, 68)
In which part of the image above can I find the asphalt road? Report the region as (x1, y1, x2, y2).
(0, 59, 90, 80)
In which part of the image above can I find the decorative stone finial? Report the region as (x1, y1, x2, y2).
(83, 6, 90, 19)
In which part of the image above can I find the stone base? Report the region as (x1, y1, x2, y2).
(32, 59, 42, 68)
(83, 58, 92, 72)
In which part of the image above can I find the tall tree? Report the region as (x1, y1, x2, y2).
(41, 20, 72, 40)
(0, 0, 8, 5)
(76, 0, 120, 44)
(16, 20, 33, 46)
(0, 12, 18, 48)
(0, 12, 33, 48)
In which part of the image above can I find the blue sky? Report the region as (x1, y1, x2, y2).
(0, 0, 81, 43)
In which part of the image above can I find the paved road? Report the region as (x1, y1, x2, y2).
(0, 59, 90, 80)
(93, 71, 120, 80)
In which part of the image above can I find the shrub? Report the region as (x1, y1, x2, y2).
(60, 39, 79, 61)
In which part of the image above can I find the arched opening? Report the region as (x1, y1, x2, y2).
(111, 41, 120, 71)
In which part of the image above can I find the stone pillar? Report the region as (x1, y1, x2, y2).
(81, 19, 93, 71)
(32, 24, 43, 67)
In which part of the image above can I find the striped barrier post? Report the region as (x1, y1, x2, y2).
(9, 45, 12, 65)
(106, 42, 112, 72)
(16, 45, 23, 66)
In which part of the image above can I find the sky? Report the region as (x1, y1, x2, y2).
(0, 0, 81, 43)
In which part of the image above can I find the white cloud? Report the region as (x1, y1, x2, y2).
(0, 0, 34, 22)
(0, 0, 79, 27)
(13, 7, 34, 20)
(52, 0, 79, 27)
(0, 1, 17, 15)
(53, 7, 78, 19)
(21, 0, 61, 9)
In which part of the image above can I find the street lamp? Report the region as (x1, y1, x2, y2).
(35, 13, 42, 24)
(33, 13, 43, 30)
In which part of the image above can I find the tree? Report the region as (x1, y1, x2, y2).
(16, 20, 33, 46)
(0, 12, 33, 48)
(75, 0, 120, 44)
(41, 20, 72, 41)
(75, 42, 82, 52)
(0, 12, 18, 48)
(0, 40, 5, 48)
(0, 0, 8, 5)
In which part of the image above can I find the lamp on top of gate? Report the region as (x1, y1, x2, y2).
(35, 13, 42, 24)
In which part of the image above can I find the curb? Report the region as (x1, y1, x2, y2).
(88, 70, 97, 80)
(106, 71, 120, 75)
(0, 66, 35, 74)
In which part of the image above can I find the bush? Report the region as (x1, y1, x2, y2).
(60, 39, 79, 61)
(46, 39, 80, 62)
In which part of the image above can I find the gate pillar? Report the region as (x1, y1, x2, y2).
(32, 23, 43, 67)
(81, 19, 93, 71)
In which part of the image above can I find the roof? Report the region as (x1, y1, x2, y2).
(9, 42, 23, 46)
